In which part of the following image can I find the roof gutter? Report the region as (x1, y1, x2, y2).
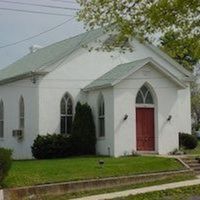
(0, 71, 48, 86)
(83, 83, 112, 92)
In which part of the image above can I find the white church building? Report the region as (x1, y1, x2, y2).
(0, 29, 192, 159)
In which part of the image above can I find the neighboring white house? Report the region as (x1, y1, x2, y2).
(0, 29, 192, 159)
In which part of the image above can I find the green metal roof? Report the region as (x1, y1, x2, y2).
(0, 28, 104, 84)
(0, 27, 191, 85)
(84, 57, 188, 91)
(84, 58, 151, 91)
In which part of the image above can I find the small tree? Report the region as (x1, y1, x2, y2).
(71, 102, 96, 155)
(77, 0, 199, 71)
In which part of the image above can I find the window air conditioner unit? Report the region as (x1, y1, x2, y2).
(12, 129, 24, 138)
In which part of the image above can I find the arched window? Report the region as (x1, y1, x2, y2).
(19, 96, 25, 130)
(0, 100, 4, 138)
(60, 93, 73, 134)
(136, 85, 154, 104)
(98, 93, 105, 137)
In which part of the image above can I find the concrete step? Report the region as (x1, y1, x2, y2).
(181, 157, 195, 160)
(181, 160, 196, 164)
(187, 163, 200, 167)
(184, 160, 199, 163)
(180, 157, 200, 172)
(186, 162, 200, 166)
(182, 159, 199, 164)
(181, 157, 198, 161)
(181, 157, 199, 160)
(185, 162, 199, 166)
(192, 167, 200, 171)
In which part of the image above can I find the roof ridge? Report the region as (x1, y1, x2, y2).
(145, 43, 192, 77)
(116, 57, 152, 67)
(83, 58, 152, 91)
(83, 57, 186, 91)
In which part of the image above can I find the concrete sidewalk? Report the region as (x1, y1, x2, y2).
(73, 178, 200, 200)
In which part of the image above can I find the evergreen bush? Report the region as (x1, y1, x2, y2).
(71, 102, 96, 155)
(179, 132, 198, 149)
(31, 134, 72, 159)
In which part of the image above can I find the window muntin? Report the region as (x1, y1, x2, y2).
(19, 97, 25, 130)
(98, 93, 105, 137)
(136, 91, 143, 104)
(67, 98, 73, 115)
(61, 98, 66, 115)
(136, 85, 154, 104)
(60, 93, 73, 134)
(0, 100, 4, 138)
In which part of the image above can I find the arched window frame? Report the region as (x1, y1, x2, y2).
(136, 84, 154, 106)
(60, 93, 73, 134)
(0, 100, 4, 138)
(98, 93, 105, 137)
(19, 96, 25, 130)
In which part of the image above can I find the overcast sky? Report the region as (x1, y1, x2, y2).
(0, 0, 84, 69)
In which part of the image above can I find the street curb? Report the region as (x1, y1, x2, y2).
(74, 177, 200, 200)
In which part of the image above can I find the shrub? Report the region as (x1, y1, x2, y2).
(179, 132, 198, 149)
(0, 148, 12, 184)
(31, 134, 72, 159)
(71, 102, 96, 155)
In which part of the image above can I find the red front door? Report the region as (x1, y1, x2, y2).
(136, 107, 155, 151)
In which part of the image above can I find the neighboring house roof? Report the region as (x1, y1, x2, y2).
(83, 57, 187, 91)
(0, 28, 104, 85)
(0, 28, 192, 85)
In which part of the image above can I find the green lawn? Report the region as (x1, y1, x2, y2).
(185, 140, 200, 155)
(4, 156, 184, 188)
(113, 184, 200, 200)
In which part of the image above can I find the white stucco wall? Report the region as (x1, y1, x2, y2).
(0, 78, 39, 159)
(37, 47, 119, 135)
(86, 88, 114, 156)
(113, 64, 191, 156)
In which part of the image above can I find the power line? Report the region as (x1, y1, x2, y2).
(0, 17, 75, 49)
(0, 7, 74, 16)
(0, 0, 79, 11)
(41, 30, 90, 68)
